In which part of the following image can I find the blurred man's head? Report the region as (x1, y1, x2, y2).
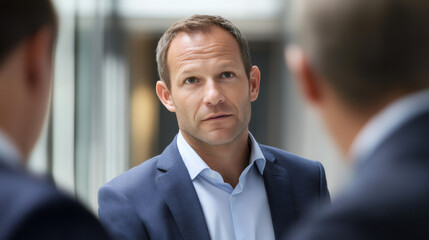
(0, 0, 57, 160)
(287, 0, 429, 154)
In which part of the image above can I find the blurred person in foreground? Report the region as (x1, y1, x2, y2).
(0, 1, 111, 239)
(99, 14, 329, 240)
(286, 0, 429, 239)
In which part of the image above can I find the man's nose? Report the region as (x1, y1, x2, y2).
(203, 79, 225, 106)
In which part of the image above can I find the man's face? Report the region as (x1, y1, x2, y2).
(158, 26, 260, 147)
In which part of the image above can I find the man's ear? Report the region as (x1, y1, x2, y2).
(249, 66, 261, 102)
(156, 80, 176, 112)
(25, 26, 53, 93)
(286, 45, 322, 105)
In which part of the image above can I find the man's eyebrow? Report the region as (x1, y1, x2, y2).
(177, 69, 195, 78)
(177, 61, 240, 76)
(218, 61, 240, 69)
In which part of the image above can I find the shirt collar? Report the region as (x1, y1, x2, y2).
(177, 131, 267, 180)
(248, 132, 266, 175)
(177, 131, 209, 180)
(350, 89, 429, 164)
(0, 129, 22, 168)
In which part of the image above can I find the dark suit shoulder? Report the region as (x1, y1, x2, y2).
(288, 112, 429, 240)
(259, 144, 324, 175)
(0, 164, 61, 236)
(0, 165, 111, 240)
(10, 194, 112, 240)
(260, 144, 329, 202)
(102, 139, 181, 197)
(98, 139, 190, 240)
(288, 167, 429, 240)
(102, 155, 161, 196)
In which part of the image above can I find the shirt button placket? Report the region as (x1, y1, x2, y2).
(230, 194, 239, 240)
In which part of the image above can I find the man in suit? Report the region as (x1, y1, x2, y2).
(286, 0, 429, 239)
(98, 14, 329, 240)
(0, 1, 111, 239)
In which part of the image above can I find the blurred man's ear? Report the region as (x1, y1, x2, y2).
(286, 45, 322, 106)
(156, 80, 176, 112)
(25, 26, 53, 94)
(249, 66, 261, 102)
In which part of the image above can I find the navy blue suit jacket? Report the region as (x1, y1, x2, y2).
(288, 111, 429, 239)
(0, 161, 111, 240)
(99, 138, 329, 240)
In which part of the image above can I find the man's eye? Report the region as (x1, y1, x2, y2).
(184, 77, 197, 84)
(221, 72, 234, 79)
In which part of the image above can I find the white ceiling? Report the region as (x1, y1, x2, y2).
(118, 0, 283, 19)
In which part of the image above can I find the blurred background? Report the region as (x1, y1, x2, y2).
(29, 0, 350, 213)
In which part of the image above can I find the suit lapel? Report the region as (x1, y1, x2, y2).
(155, 139, 211, 240)
(263, 152, 296, 239)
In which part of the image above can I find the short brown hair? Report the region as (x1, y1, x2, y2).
(291, 0, 429, 109)
(156, 14, 251, 89)
(0, 0, 57, 65)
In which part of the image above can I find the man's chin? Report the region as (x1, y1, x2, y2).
(202, 129, 244, 146)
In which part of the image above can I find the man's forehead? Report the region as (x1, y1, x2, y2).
(167, 28, 240, 62)
(170, 26, 236, 47)
(165, 25, 245, 84)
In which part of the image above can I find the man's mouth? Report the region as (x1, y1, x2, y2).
(203, 114, 232, 121)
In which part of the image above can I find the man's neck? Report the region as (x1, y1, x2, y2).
(183, 131, 250, 188)
(324, 92, 402, 159)
(0, 128, 23, 167)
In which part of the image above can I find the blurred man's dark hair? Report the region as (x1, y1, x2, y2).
(0, 0, 58, 64)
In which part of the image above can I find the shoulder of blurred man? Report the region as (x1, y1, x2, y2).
(286, 109, 429, 240)
(0, 161, 112, 240)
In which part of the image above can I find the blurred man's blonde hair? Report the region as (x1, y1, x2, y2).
(290, 0, 429, 109)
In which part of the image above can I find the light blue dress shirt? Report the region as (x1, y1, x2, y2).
(177, 131, 275, 240)
(350, 89, 429, 164)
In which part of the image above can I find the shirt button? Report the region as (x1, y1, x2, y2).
(209, 172, 216, 179)
(231, 197, 237, 202)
